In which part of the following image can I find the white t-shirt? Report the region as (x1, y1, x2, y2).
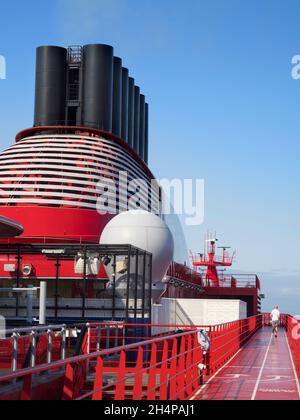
(271, 309, 280, 322)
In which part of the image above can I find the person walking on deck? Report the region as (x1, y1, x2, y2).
(271, 305, 280, 338)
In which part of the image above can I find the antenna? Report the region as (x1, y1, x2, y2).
(218, 246, 231, 263)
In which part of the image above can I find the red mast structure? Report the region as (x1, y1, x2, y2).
(192, 233, 235, 287)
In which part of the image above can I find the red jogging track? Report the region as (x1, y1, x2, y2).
(192, 327, 300, 401)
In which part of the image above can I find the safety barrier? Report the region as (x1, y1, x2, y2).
(285, 315, 300, 379)
(0, 315, 269, 400)
(201, 315, 263, 374)
(0, 325, 67, 372)
(0, 324, 203, 400)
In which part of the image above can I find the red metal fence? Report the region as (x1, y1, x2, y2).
(0, 325, 203, 401)
(1, 313, 299, 400)
(285, 315, 300, 379)
(203, 315, 263, 375)
(0, 315, 268, 401)
(0, 334, 63, 370)
(0, 325, 66, 372)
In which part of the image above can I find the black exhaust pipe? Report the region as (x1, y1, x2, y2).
(145, 103, 149, 164)
(139, 94, 146, 160)
(121, 68, 129, 143)
(133, 86, 140, 154)
(128, 77, 135, 148)
(33, 43, 149, 158)
(112, 57, 122, 137)
(34, 46, 67, 127)
(82, 44, 113, 131)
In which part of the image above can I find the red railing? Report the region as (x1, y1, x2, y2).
(0, 324, 204, 401)
(201, 315, 263, 374)
(211, 274, 260, 289)
(0, 315, 268, 400)
(0, 325, 67, 372)
(167, 262, 203, 286)
(0, 334, 63, 370)
(167, 264, 261, 290)
(285, 315, 300, 379)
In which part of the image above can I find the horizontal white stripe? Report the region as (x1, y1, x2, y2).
(0, 169, 104, 180)
(7, 138, 125, 157)
(0, 198, 97, 209)
(0, 133, 160, 210)
(0, 187, 151, 206)
(0, 190, 103, 201)
(1, 189, 151, 209)
(0, 183, 149, 198)
(0, 193, 156, 211)
(1, 147, 158, 196)
(16, 134, 131, 154)
(0, 177, 155, 197)
(0, 171, 158, 199)
(0, 177, 100, 187)
(0, 155, 153, 185)
(0, 160, 142, 178)
(0, 163, 149, 181)
(1, 148, 150, 184)
(0, 198, 150, 211)
(10, 135, 143, 171)
(0, 167, 159, 202)
(16, 134, 151, 178)
(12, 136, 151, 181)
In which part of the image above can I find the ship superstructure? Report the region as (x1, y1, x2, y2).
(0, 44, 261, 324)
(0, 45, 158, 243)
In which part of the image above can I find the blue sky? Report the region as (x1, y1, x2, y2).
(0, 0, 300, 313)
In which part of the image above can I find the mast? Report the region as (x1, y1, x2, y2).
(192, 234, 235, 287)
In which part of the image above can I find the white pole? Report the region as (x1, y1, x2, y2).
(39, 281, 47, 325)
(27, 284, 33, 324)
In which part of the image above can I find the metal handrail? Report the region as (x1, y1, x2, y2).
(0, 315, 270, 400)
(85, 316, 262, 330)
(2, 324, 67, 336)
(0, 327, 198, 383)
(0, 324, 68, 372)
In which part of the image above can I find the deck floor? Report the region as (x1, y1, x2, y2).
(193, 327, 300, 400)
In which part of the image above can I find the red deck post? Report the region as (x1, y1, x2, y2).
(115, 350, 126, 400)
(20, 374, 32, 401)
(92, 356, 104, 400)
(159, 340, 169, 400)
(169, 337, 178, 400)
(62, 361, 87, 400)
(177, 336, 186, 399)
(133, 346, 144, 400)
(147, 343, 157, 400)
(185, 334, 193, 397)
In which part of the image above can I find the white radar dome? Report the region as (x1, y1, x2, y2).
(100, 210, 174, 283)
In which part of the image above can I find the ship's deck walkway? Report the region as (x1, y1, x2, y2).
(192, 327, 300, 400)
(1, 319, 299, 400)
